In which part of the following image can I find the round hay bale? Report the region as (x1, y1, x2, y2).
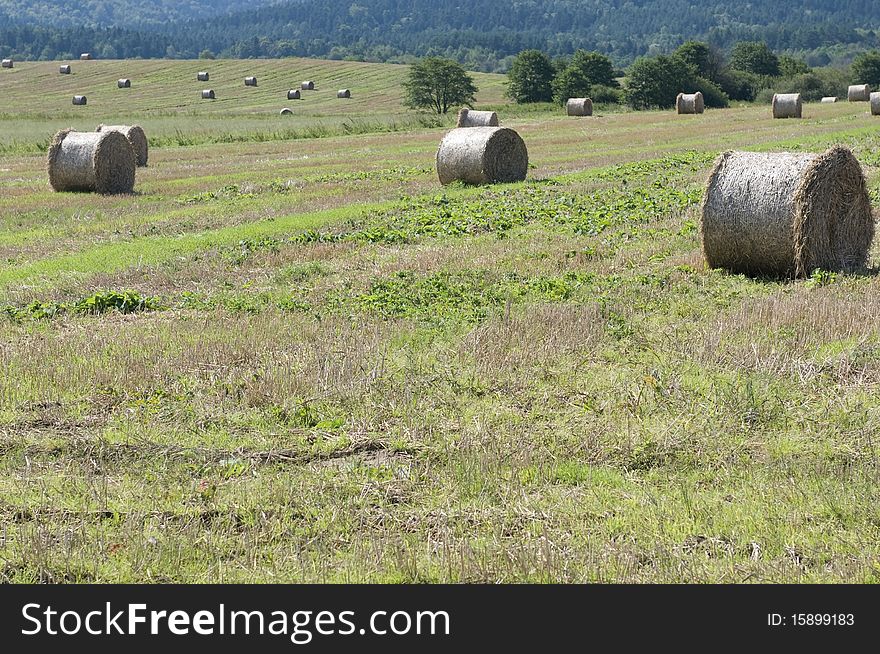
(59, 64, 71, 74)
(287, 89, 301, 100)
(676, 92, 704, 114)
(1, 59, 12, 69)
(456, 108, 499, 127)
(244, 76, 257, 86)
(436, 126, 529, 186)
(848, 84, 871, 102)
(566, 98, 593, 116)
(772, 93, 802, 119)
(701, 146, 873, 277)
(80, 53, 92, 61)
(337, 89, 351, 98)
(72, 95, 87, 106)
(96, 124, 148, 167)
(872, 92, 880, 116)
(820, 96, 837, 103)
(47, 129, 136, 195)
(301, 81, 314, 90)
(117, 78, 131, 88)
(197, 71, 209, 82)
(201, 89, 215, 99)
(280, 107, 293, 115)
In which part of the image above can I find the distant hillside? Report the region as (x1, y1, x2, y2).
(1, 0, 880, 68)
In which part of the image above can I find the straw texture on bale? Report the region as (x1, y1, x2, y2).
(80, 53, 92, 60)
(1, 59, 12, 68)
(287, 89, 301, 100)
(280, 108, 293, 115)
(201, 89, 215, 99)
(245, 76, 257, 86)
(565, 98, 593, 116)
(701, 146, 873, 277)
(59, 64, 71, 74)
(872, 92, 880, 116)
(72, 95, 87, 105)
(197, 71, 209, 81)
(47, 129, 136, 195)
(96, 124, 148, 167)
(337, 89, 351, 98)
(848, 84, 871, 101)
(676, 92, 704, 114)
(820, 96, 837, 103)
(301, 81, 314, 90)
(456, 108, 499, 127)
(436, 127, 528, 186)
(117, 78, 131, 88)
(772, 93, 802, 118)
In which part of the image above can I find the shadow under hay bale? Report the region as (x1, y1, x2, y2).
(436, 126, 528, 186)
(772, 93, 801, 118)
(566, 98, 592, 116)
(117, 78, 131, 88)
(1, 59, 12, 69)
(848, 84, 871, 101)
(47, 129, 136, 195)
(280, 108, 293, 115)
(456, 108, 498, 127)
(872, 93, 880, 116)
(676, 92, 704, 114)
(287, 89, 301, 100)
(701, 147, 873, 277)
(59, 65, 71, 74)
(337, 89, 351, 98)
(197, 71, 209, 82)
(201, 89, 215, 99)
(301, 81, 315, 90)
(245, 76, 257, 86)
(821, 96, 837, 103)
(96, 124, 148, 167)
(72, 95, 87, 105)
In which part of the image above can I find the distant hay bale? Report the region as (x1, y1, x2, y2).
(337, 89, 351, 98)
(280, 108, 293, 115)
(436, 126, 529, 186)
(701, 146, 873, 277)
(117, 78, 131, 88)
(245, 76, 257, 86)
(47, 129, 136, 194)
(72, 95, 87, 105)
(287, 89, 301, 100)
(201, 89, 215, 99)
(301, 81, 314, 90)
(96, 124, 148, 167)
(80, 53, 92, 60)
(1, 59, 12, 69)
(676, 92, 704, 114)
(197, 71, 209, 81)
(872, 92, 880, 116)
(59, 64, 71, 74)
(848, 84, 871, 101)
(565, 98, 593, 116)
(456, 108, 499, 127)
(772, 93, 802, 119)
(820, 96, 837, 103)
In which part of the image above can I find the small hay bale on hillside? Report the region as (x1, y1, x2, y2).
(701, 146, 873, 277)
(72, 95, 87, 105)
(566, 98, 593, 116)
(287, 89, 301, 100)
(871, 92, 880, 116)
(676, 92, 704, 114)
(245, 76, 257, 86)
(337, 89, 351, 98)
(280, 107, 293, 115)
(456, 108, 499, 127)
(197, 71, 209, 81)
(436, 126, 529, 186)
(96, 124, 148, 167)
(1, 59, 12, 69)
(848, 84, 871, 101)
(301, 81, 314, 90)
(59, 64, 71, 74)
(117, 78, 131, 88)
(80, 53, 92, 60)
(47, 129, 136, 194)
(201, 89, 215, 99)
(820, 96, 837, 103)
(772, 93, 801, 119)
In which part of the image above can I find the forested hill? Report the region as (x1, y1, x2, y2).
(1, 0, 880, 67)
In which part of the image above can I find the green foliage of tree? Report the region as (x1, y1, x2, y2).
(851, 50, 880, 86)
(402, 57, 478, 114)
(674, 41, 713, 78)
(553, 50, 617, 104)
(778, 55, 811, 77)
(625, 55, 692, 109)
(506, 49, 555, 103)
(730, 41, 780, 77)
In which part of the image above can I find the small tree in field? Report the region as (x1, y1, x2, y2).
(403, 57, 478, 114)
(506, 49, 556, 103)
(851, 50, 880, 87)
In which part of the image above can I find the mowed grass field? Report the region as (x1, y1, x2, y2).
(3, 59, 880, 583)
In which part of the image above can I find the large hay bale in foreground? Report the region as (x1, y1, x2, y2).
(80, 53, 92, 60)
(566, 98, 593, 116)
(301, 81, 314, 90)
(872, 92, 880, 116)
(47, 129, 136, 194)
(701, 147, 873, 277)
(1, 59, 12, 69)
(676, 92, 704, 114)
(456, 108, 499, 127)
(436, 127, 528, 186)
(848, 84, 871, 101)
(287, 89, 301, 100)
(72, 95, 87, 105)
(197, 71, 209, 81)
(59, 64, 71, 74)
(337, 89, 351, 98)
(201, 89, 215, 99)
(820, 96, 837, 103)
(245, 76, 257, 86)
(117, 78, 131, 88)
(96, 124, 148, 167)
(772, 93, 802, 118)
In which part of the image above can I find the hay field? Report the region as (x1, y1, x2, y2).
(2, 59, 880, 582)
